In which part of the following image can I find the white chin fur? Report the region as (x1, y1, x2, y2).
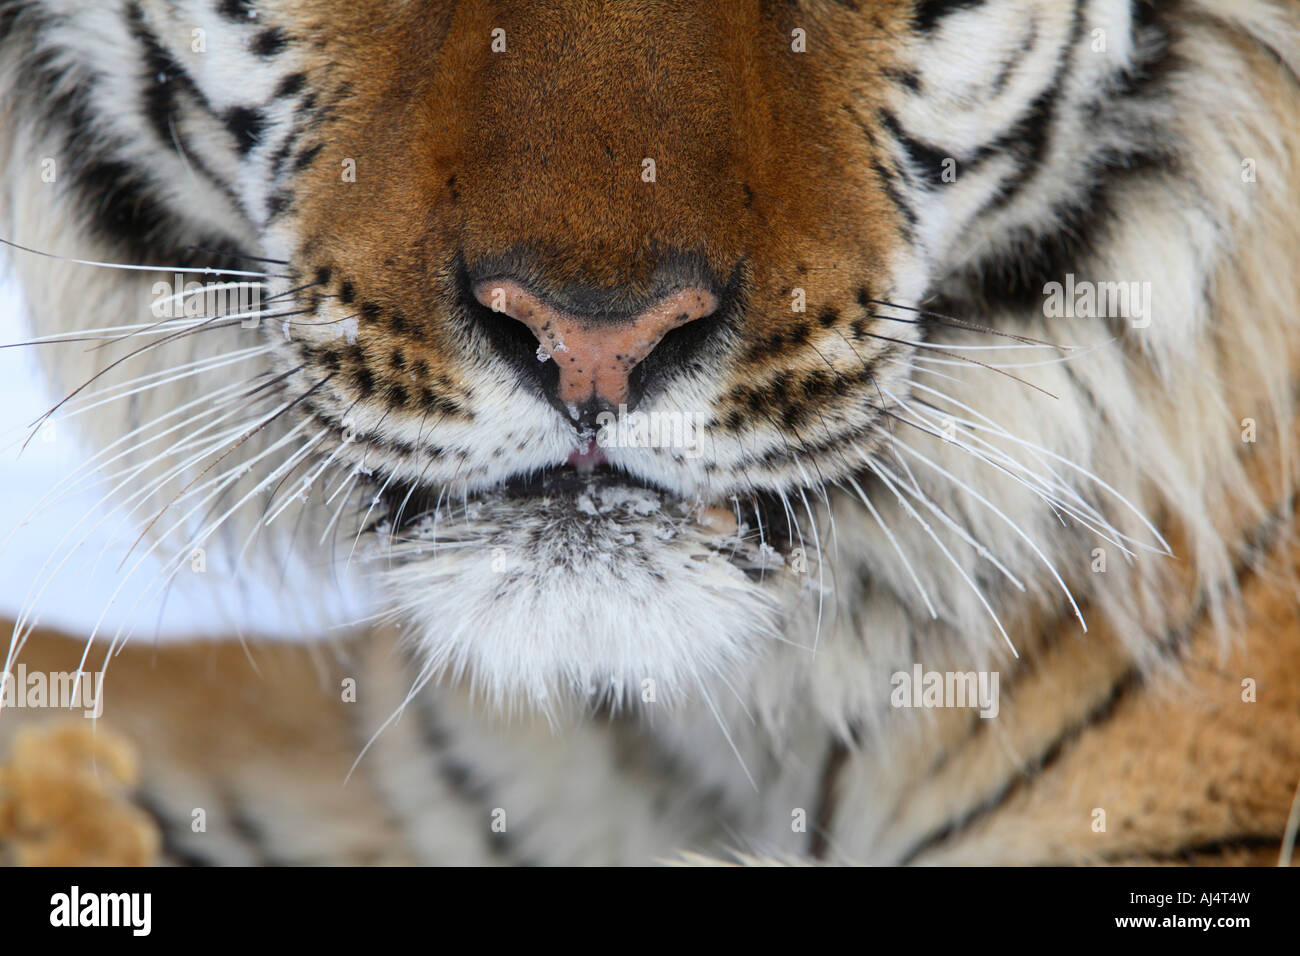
(372, 481, 788, 709)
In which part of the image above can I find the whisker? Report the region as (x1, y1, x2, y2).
(796, 486, 827, 651)
(839, 474, 938, 619)
(902, 375, 1171, 555)
(861, 329, 1060, 399)
(50, 364, 298, 499)
(5, 398, 288, 659)
(22, 311, 284, 444)
(57, 346, 275, 422)
(865, 457, 1019, 658)
(697, 683, 757, 792)
(28, 408, 317, 686)
(880, 370, 1110, 533)
(96, 424, 331, 667)
(0, 235, 279, 278)
(867, 455, 1028, 593)
(908, 337, 1115, 369)
(319, 469, 363, 545)
(904, 391, 1148, 558)
(121, 374, 332, 566)
(181, 244, 290, 265)
(2, 371, 281, 555)
(865, 297, 1071, 348)
(264, 441, 348, 526)
(874, 397, 1088, 632)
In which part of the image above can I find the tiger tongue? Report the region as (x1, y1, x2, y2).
(567, 444, 608, 475)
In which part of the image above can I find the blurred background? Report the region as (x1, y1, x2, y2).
(0, 265, 372, 646)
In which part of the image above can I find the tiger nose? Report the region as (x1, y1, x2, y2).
(472, 278, 718, 412)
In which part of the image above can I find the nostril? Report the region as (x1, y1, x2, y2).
(458, 262, 548, 351)
(472, 278, 718, 413)
(630, 297, 729, 406)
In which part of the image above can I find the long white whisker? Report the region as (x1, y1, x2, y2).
(872, 423, 1087, 634)
(895, 385, 1137, 553)
(0, 236, 274, 277)
(796, 486, 827, 652)
(101, 428, 330, 662)
(864, 457, 1019, 658)
(263, 441, 346, 526)
(698, 683, 757, 792)
(866, 457, 1027, 594)
(901, 376, 1169, 555)
(5, 399, 282, 661)
(61, 412, 318, 695)
(840, 474, 938, 619)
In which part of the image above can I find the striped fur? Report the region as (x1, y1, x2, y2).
(1, 0, 1298, 865)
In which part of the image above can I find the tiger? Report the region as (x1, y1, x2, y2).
(0, 0, 1298, 867)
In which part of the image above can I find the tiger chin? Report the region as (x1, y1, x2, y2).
(1, 0, 1299, 866)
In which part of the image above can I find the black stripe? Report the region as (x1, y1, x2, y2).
(1108, 834, 1284, 865)
(990, 17, 1037, 96)
(0, 7, 246, 263)
(889, 1, 1085, 201)
(222, 788, 289, 866)
(126, 2, 251, 217)
(128, 1, 184, 147)
(411, 690, 537, 864)
(880, 66, 921, 92)
(841, 102, 918, 238)
(218, 0, 257, 22)
(809, 736, 850, 860)
(885, 1, 1087, 206)
(870, 157, 918, 234)
(913, 0, 986, 33)
(134, 787, 218, 867)
(925, 178, 1121, 314)
(927, 2, 1176, 315)
(879, 110, 953, 189)
(293, 141, 324, 172)
(269, 132, 299, 179)
(894, 662, 1145, 865)
(894, 490, 1300, 865)
(978, 0, 1087, 214)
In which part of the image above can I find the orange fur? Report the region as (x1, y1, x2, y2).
(0, 722, 159, 866)
(280, 1, 913, 432)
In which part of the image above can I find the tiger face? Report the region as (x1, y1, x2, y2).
(266, 0, 937, 699)
(279, 0, 920, 499)
(4, 0, 1190, 706)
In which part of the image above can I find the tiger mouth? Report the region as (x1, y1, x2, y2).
(375, 456, 797, 572)
(500, 459, 648, 500)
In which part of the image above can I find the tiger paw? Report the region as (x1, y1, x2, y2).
(0, 721, 160, 866)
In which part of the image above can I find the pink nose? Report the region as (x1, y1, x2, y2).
(474, 279, 718, 408)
